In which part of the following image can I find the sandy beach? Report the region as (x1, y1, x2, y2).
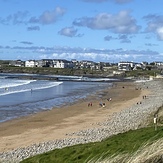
(0, 80, 150, 153)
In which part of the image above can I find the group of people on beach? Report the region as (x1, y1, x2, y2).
(136, 95, 148, 105)
(87, 97, 112, 108)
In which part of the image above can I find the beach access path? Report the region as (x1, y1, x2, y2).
(0, 81, 149, 153)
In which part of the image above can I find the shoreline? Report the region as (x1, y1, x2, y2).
(1, 79, 163, 162)
(1, 72, 126, 82)
(0, 81, 142, 148)
(0, 75, 115, 124)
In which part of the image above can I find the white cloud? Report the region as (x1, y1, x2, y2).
(143, 14, 163, 41)
(0, 11, 29, 25)
(73, 10, 140, 34)
(29, 7, 66, 25)
(58, 27, 78, 37)
(156, 27, 163, 40)
(0, 45, 160, 63)
(47, 48, 159, 62)
(0, 7, 66, 26)
(39, 7, 65, 24)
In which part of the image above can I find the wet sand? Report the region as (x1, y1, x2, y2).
(0, 81, 149, 152)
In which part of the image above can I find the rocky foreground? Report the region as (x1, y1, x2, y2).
(0, 79, 163, 163)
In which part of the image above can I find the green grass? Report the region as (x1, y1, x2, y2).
(21, 126, 163, 163)
(124, 69, 160, 78)
(0, 66, 104, 77)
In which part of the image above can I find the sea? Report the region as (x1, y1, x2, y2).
(0, 73, 118, 123)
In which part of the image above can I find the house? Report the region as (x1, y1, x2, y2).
(41, 59, 53, 67)
(154, 61, 163, 66)
(25, 60, 38, 67)
(52, 59, 73, 68)
(36, 59, 56, 67)
(98, 62, 112, 71)
(71, 59, 80, 69)
(118, 61, 135, 71)
(79, 60, 95, 69)
(133, 63, 146, 70)
(9, 60, 25, 67)
(36, 60, 44, 67)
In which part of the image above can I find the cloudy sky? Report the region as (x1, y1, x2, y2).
(0, 0, 163, 63)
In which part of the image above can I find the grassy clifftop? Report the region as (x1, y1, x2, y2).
(21, 106, 163, 163)
(21, 126, 163, 163)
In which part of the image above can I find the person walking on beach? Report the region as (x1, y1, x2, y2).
(99, 102, 103, 107)
(88, 102, 92, 107)
(107, 97, 112, 101)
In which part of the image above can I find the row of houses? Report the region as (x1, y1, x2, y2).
(118, 61, 163, 71)
(9, 59, 163, 71)
(9, 59, 111, 70)
(117, 61, 147, 71)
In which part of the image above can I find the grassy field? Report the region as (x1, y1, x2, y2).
(21, 125, 163, 163)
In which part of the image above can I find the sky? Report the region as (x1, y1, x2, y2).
(0, 0, 163, 63)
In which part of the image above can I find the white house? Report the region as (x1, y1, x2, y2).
(52, 59, 73, 68)
(133, 63, 146, 70)
(118, 61, 135, 71)
(154, 61, 163, 66)
(25, 60, 38, 67)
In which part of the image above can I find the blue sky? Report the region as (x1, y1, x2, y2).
(0, 0, 163, 63)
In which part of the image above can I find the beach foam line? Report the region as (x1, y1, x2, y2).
(0, 79, 36, 89)
(0, 81, 63, 96)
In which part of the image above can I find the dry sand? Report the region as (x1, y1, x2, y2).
(0, 81, 150, 152)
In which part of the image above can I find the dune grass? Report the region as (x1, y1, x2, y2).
(21, 126, 163, 163)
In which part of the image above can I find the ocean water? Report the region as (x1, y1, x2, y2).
(0, 73, 115, 123)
